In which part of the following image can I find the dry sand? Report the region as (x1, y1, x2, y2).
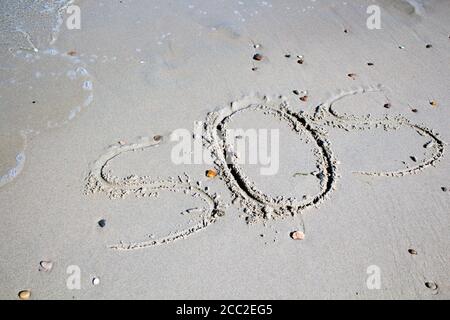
(0, 0, 449, 299)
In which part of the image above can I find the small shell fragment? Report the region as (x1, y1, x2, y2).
(290, 231, 305, 240)
(425, 281, 438, 290)
(206, 169, 217, 178)
(18, 290, 31, 300)
(429, 100, 438, 107)
(39, 260, 53, 272)
(153, 135, 163, 142)
(408, 249, 417, 255)
(98, 219, 106, 228)
(347, 73, 357, 80)
(253, 53, 263, 61)
(92, 277, 100, 285)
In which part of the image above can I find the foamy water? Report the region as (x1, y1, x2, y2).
(0, 0, 93, 188)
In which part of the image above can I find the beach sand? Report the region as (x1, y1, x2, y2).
(0, 0, 449, 299)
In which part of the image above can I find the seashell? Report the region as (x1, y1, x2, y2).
(253, 53, 263, 61)
(39, 260, 53, 272)
(408, 249, 417, 255)
(425, 281, 438, 290)
(153, 135, 163, 142)
(118, 140, 126, 145)
(92, 277, 100, 285)
(290, 231, 305, 240)
(98, 219, 106, 228)
(18, 290, 31, 300)
(206, 169, 217, 178)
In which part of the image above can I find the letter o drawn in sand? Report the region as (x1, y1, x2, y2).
(203, 96, 338, 223)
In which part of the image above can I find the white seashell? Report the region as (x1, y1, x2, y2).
(39, 260, 53, 272)
(92, 277, 100, 285)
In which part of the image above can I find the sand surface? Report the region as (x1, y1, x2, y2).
(0, 0, 449, 299)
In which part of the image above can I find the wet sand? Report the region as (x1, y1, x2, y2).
(0, 0, 449, 299)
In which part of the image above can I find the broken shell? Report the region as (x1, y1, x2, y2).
(92, 277, 100, 285)
(18, 290, 31, 300)
(39, 260, 53, 272)
(425, 281, 438, 290)
(98, 219, 106, 228)
(408, 249, 417, 255)
(299, 95, 308, 102)
(290, 231, 305, 240)
(253, 53, 263, 61)
(206, 169, 217, 178)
